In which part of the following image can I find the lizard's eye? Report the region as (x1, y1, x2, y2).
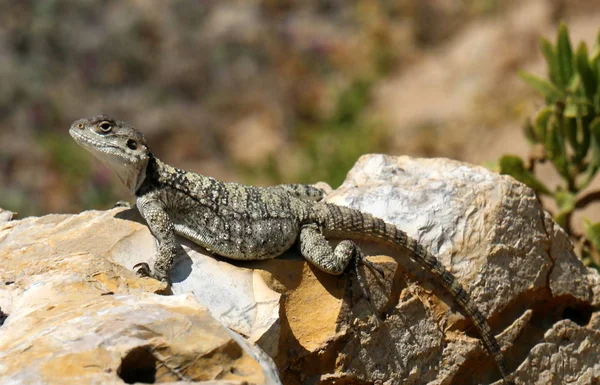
(126, 139, 137, 150)
(99, 121, 112, 133)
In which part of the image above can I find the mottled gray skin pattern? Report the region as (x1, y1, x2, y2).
(70, 115, 514, 385)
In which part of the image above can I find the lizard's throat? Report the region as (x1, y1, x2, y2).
(116, 160, 148, 194)
(94, 152, 149, 195)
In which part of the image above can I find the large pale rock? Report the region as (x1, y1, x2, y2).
(0, 212, 281, 385)
(1, 154, 598, 384)
(0, 209, 13, 224)
(320, 155, 597, 384)
(330, 155, 591, 311)
(320, 155, 598, 385)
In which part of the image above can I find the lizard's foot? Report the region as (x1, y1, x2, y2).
(357, 254, 385, 278)
(113, 200, 133, 208)
(352, 248, 379, 302)
(352, 263, 371, 302)
(133, 262, 152, 277)
(351, 249, 385, 324)
(133, 262, 171, 284)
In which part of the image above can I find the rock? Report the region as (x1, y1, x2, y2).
(323, 155, 596, 384)
(0, 212, 282, 385)
(110, 208, 283, 354)
(515, 318, 600, 385)
(0, 291, 278, 385)
(330, 155, 591, 313)
(0, 208, 13, 224)
(1, 154, 598, 384)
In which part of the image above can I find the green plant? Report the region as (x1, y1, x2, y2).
(499, 22, 600, 268)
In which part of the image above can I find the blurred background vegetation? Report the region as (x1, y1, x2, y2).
(1, 0, 599, 226)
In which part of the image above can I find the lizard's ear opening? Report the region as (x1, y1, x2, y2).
(127, 139, 138, 150)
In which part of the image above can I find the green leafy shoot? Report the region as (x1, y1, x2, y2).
(501, 22, 600, 269)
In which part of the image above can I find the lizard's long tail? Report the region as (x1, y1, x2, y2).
(321, 203, 514, 385)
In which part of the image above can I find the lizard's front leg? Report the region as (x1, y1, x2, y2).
(135, 196, 177, 283)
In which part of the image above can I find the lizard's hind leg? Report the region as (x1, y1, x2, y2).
(298, 224, 384, 300)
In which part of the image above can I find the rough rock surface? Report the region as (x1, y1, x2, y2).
(0, 213, 281, 384)
(0, 208, 13, 224)
(1, 154, 599, 385)
(325, 155, 598, 385)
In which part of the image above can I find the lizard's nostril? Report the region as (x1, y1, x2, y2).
(78, 123, 84, 129)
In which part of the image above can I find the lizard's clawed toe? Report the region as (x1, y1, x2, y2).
(133, 262, 152, 277)
(356, 253, 385, 278)
(113, 200, 133, 209)
(371, 263, 385, 278)
(133, 263, 171, 284)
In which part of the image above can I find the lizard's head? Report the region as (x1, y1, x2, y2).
(70, 115, 152, 194)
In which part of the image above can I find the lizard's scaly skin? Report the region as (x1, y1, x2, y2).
(70, 115, 514, 385)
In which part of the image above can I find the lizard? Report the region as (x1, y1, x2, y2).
(69, 115, 515, 385)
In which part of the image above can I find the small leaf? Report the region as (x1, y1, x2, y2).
(519, 71, 562, 101)
(556, 189, 576, 212)
(576, 42, 597, 98)
(554, 189, 576, 228)
(482, 160, 500, 172)
(564, 101, 578, 118)
(578, 117, 600, 190)
(557, 22, 574, 88)
(564, 117, 578, 154)
(596, 61, 600, 112)
(532, 107, 553, 142)
(541, 38, 560, 86)
(544, 114, 558, 158)
(574, 114, 590, 164)
(523, 118, 537, 143)
(498, 155, 552, 195)
(590, 117, 600, 167)
(584, 218, 600, 251)
(567, 73, 581, 93)
(591, 45, 600, 65)
(546, 114, 570, 179)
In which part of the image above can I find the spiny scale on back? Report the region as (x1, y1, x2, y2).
(69, 115, 515, 385)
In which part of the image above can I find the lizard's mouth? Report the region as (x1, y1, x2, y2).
(69, 128, 105, 148)
(69, 129, 140, 163)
